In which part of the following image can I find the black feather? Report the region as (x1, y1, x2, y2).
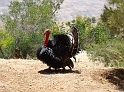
(37, 46, 63, 68)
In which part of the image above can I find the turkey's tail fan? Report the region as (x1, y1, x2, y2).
(68, 27, 78, 59)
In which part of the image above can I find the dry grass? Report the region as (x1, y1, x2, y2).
(0, 52, 124, 92)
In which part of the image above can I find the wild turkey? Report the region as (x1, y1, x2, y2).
(36, 27, 78, 70)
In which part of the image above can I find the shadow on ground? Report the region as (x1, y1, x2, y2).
(103, 68, 124, 91)
(38, 69, 81, 74)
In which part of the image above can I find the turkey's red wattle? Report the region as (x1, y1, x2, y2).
(43, 32, 50, 46)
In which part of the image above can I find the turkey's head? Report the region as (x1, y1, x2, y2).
(43, 29, 51, 46)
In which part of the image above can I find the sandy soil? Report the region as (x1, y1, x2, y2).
(0, 52, 124, 92)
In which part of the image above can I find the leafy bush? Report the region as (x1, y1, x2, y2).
(14, 30, 43, 59)
(66, 15, 108, 49)
(66, 15, 92, 49)
(0, 29, 43, 59)
(87, 38, 124, 67)
(66, 15, 124, 67)
(0, 0, 64, 59)
(0, 30, 14, 58)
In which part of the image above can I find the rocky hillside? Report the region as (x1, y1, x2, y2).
(56, 0, 107, 21)
(0, 0, 107, 21)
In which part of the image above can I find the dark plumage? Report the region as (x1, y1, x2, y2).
(36, 27, 78, 70)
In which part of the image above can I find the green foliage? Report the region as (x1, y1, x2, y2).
(66, 15, 108, 49)
(0, 0, 64, 59)
(101, 0, 124, 38)
(89, 22, 109, 44)
(87, 38, 124, 67)
(0, 29, 43, 59)
(51, 25, 66, 36)
(66, 15, 84, 41)
(16, 30, 43, 58)
(95, 0, 124, 67)
(0, 0, 63, 33)
(66, 14, 124, 67)
(0, 30, 14, 58)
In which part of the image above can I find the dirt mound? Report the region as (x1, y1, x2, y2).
(0, 52, 124, 92)
(103, 69, 124, 90)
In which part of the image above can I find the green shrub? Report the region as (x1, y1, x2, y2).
(87, 38, 124, 67)
(15, 30, 43, 59)
(0, 30, 14, 58)
(0, 29, 43, 59)
(65, 15, 124, 67)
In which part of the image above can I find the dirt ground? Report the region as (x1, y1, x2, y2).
(0, 52, 124, 92)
